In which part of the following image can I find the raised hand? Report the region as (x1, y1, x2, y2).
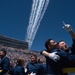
(62, 21, 72, 32)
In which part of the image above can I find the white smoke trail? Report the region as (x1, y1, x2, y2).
(28, 0, 45, 48)
(29, 0, 50, 48)
(29, 0, 46, 48)
(25, 0, 50, 49)
(31, 0, 45, 31)
(26, 0, 43, 47)
(26, 0, 39, 39)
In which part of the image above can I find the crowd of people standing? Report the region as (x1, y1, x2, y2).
(0, 23, 75, 75)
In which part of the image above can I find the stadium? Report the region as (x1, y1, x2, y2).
(0, 34, 45, 64)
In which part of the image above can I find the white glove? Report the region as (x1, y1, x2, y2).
(30, 72, 36, 75)
(62, 21, 72, 32)
(24, 68, 27, 73)
(49, 52, 60, 62)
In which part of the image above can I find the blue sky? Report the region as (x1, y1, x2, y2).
(0, 0, 75, 52)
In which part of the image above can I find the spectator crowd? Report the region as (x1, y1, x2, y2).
(0, 23, 75, 75)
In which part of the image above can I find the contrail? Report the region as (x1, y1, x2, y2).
(25, 0, 40, 46)
(25, 0, 50, 49)
(28, 0, 46, 48)
(26, 0, 39, 39)
(29, 0, 45, 38)
(30, 0, 50, 48)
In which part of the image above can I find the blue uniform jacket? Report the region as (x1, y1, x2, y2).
(14, 65, 26, 75)
(0, 57, 10, 75)
(45, 49, 63, 75)
(8, 66, 14, 75)
(26, 62, 44, 75)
